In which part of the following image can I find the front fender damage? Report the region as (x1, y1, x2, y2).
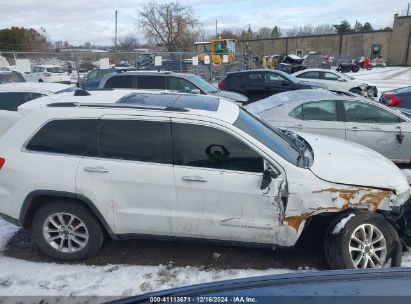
(283, 186, 411, 232)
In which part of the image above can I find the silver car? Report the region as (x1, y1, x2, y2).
(246, 89, 411, 163)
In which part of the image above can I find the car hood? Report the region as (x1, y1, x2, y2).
(298, 80, 327, 89)
(214, 90, 249, 103)
(299, 132, 410, 194)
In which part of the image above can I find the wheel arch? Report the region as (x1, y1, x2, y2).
(19, 190, 114, 237)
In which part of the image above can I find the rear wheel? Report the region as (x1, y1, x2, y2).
(324, 211, 401, 269)
(38, 79, 44, 82)
(351, 65, 360, 73)
(31, 200, 104, 260)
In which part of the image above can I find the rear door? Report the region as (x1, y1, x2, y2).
(287, 100, 346, 139)
(76, 116, 176, 235)
(343, 100, 410, 161)
(170, 119, 283, 244)
(136, 75, 166, 90)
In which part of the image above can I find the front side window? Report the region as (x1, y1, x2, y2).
(104, 75, 135, 89)
(174, 123, 264, 173)
(86, 70, 98, 81)
(169, 77, 197, 93)
(99, 120, 172, 164)
(0, 92, 46, 111)
(46, 67, 65, 73)
(137, 76, 166, 90)
(26, 119, 98, 155)
(290, 100, 337, 121)
(343, 101, 402, 123)
(323, 72, 340, 81)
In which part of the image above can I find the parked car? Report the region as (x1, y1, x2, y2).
(246, 89, 411, 163)
(0, 82, 79, 137)
(80, 66, 137, 90)
(0, 69, 26, 84)
(293, 68, 378, 98)
(98, 70, 248, 104)
(111, 268, 411, 304)
(0, 92, 409, 269)
(218, 69, 326, 103)
(380, 86, 411, 109)
(25, 65, 71, 84)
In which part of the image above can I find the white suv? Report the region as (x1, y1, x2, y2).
(0, 93, 409, 269)
(26, 65, 71, 84)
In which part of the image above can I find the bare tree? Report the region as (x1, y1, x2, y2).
(257, 27, 272, 39)
(138, 1, 199, 51)
(118, 34, 140, 51)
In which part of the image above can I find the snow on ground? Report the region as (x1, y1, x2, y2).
(346, 66, 411, 95)
(0, 218, 297, 296)
(1, 67, 411, 297)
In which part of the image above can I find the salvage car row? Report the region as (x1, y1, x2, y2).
(0, 66, 410, 271)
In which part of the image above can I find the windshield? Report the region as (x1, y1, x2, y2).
(47, 67, 66, 73)
(55, 86, 79, 94)
(234, 108, 300, 166)
(187, 75, 219, 93)
(0, 72, 26, 84)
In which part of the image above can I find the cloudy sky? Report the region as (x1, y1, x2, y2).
(0, 0, 409, 45)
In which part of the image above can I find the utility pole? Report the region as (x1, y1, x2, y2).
(408, 2, 410, 16)
(215, 20, 218, 38)
(115, 10, 118, 51)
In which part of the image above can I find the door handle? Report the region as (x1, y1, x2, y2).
(182, 176, 207, 182)
(348, 127, 360, 131)
(291, 124, 303, 129)
(84, 166, 110, 173)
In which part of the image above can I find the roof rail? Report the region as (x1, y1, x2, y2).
(47, 102, 189, 112)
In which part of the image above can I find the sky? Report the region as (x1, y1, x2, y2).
(0, 0, 409, 46)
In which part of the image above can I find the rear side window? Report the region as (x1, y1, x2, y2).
(99, 120, 172, 164)
(298, 71, 320, 79)
(0, 92, 46, 111)
(137, 76, 166, 90)
(103, 75, 135, 88)
(290, 100, 337, 121)
(26, 119, 98, 155)
(174, 123, 264, 173)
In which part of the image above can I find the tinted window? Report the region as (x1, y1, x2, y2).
(247, 73, 264, 84)
(99, 120, 172, 164)
(290, 100, 337, 121)
(0, 72, 25, 84)
(265, 73, 287, 83)
(0, 92, 46, 111)
(175, 123, 264, 173)
(343, 101, 402, 123)
(86, 70, 98, 81)
(169, 77, 197, 93)
(104, 75, 135, 88)
(298, 71, 320, 79)
(26, 119, 97, 155)
(137, 76, 166, 89)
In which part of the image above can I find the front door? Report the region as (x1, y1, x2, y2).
(343, 100, 408, 161)
(170, 119, 283, 244)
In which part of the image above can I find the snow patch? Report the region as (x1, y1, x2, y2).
(402, 169, 411, 185)
(332, 214, 355, 234)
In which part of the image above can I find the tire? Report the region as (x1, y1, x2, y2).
(31, 200, 104, 260)
(351, 65, 360, 73)
(324, 210, 401, 269)
(38, 79, 44, 82)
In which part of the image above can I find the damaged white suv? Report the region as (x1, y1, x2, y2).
(0, 93, 409, 269)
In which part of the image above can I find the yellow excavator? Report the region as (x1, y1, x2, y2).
(195, 39, 236, 64)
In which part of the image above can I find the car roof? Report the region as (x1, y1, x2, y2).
(34, 65, 63, 68)
(109, 70, 196, 78)
(0, 82, 73, 93)
(22, 92, 240, 125)
(246, 89, 410, 122)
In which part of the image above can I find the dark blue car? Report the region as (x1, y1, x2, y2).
(107, 268, 411, 304)
(380, 86, 411, 109)
(80, 67, 136, 90)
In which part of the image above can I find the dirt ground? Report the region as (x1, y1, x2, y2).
(3, 222, 329, 270)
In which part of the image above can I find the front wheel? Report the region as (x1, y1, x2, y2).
(324, 211, 401, 269)
(31, 200, 104, 260)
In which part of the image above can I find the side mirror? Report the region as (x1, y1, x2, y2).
(191, 89, 201, 94)
(337, 78, 346, 82)
(260, 167, 280, 190)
